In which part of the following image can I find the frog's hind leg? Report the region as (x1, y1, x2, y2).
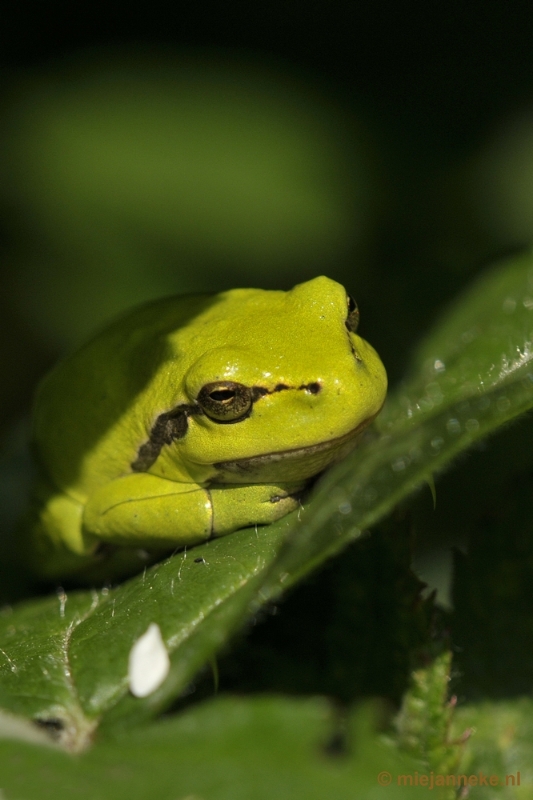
(28, 481, 94, 579)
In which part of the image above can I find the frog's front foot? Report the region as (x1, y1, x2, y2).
(209, 482, 304, 536)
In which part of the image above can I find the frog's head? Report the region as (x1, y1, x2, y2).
(166, 276, 387, 483)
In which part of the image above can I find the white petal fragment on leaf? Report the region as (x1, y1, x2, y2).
(128, 622, 170, 698)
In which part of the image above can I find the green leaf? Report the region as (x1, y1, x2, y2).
(0, 695, 419, 800)
(381, 248, 533, 431)
(71, 524, 288, 729)
(0, 593, 100, 749)
(0, 523, 289, 747)
(454, 698, 533, 798)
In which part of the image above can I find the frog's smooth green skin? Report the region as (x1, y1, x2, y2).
(29, 276, 387, 579)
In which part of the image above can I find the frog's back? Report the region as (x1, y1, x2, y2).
(33, 293, 216, 501)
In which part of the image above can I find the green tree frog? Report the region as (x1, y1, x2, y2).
(29, 276, 387, 579)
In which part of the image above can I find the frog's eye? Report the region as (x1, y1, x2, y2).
(197, 381, 253, 423)
(345, 295, 360, 333)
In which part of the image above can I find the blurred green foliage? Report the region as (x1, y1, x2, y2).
(0, 53, 373, 348)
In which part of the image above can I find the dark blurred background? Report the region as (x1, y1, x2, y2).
(2, 0, 533, 701)
(3, 0, 533, 431)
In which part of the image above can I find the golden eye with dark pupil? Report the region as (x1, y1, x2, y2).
(345, 294, 360, 333)
(197, 381, 253, 422)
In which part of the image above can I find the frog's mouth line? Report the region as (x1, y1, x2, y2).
(212, 406, 382, 477)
